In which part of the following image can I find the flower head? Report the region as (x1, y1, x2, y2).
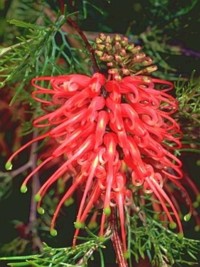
(7, 71, 194, 253)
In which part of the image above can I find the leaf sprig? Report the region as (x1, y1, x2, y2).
(0, 236, 107, 267)
(175, 72, 200, 154)
(0, 14, 78, 104)
(127, 213, 200, 267)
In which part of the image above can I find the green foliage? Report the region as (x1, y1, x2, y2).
(2, 213, 199, 267)
(137, 27, 180, 79)
(175, 73, 200, 154)
(0, 0, 42, 42)
(127, 213, 200, 266)
(0, 237, 107, 267)
(0, 237, 30, 257)
(0, 173, 12, 200)
(0, 14, 87, 104)
(145, 0, 198, 24)
(176, 73, 200, 125)
(0, 16, 62, 101)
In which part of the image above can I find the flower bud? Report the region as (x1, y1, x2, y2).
(105, 43, 112, 51)
(96, 44, 105, 50)
(95, 50, 104, 57)
(114, 34, 122, 42)
(115, 55, 122, 62)
(130, 45, 142, 54)
(126, 44, 135, 51)
(146, 65, 158, 73)
(108, 68, 119, 75)
(115, 42, 122, 50)
(99, 33, 106, 41)
(96, 37, 102, 44)
(107, 62, 114, 67)
(105, 35, 112, 43)
(134, 53, 146, 61)
(122, 68, 130, 75)
(121, 37, 129, 46)
(142, 57, 153, 66)
(120, 49, 126, 56)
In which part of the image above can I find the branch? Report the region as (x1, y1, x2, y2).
(66, 17, 99, 72)
(3, 129, 43, 251)
(110, 209, 128, 267)
(27, 130, 43, 251)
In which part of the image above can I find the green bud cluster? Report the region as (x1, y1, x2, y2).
(95, 33, 157, 79)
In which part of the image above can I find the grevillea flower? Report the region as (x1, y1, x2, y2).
(6, 71, 195, 253)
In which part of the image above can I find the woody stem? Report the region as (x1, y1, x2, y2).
(110, 208, 128, 267)
(67, 17, 100, 72)
(56, 0, 99, 72)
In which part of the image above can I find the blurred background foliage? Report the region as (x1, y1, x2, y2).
(0, 0, 199, 266)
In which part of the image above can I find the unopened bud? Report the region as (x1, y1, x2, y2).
(122, 68, 130, 75)
(130, 45, 142, 53)
(99, 33, 106, 41)
(115, 55, 122, 62)
(126, 44, 135, 51)
(96, 37, 102, 44)
(114, 34, 122, 42)
(96, 44, 105, 50)
(142, 57, 153, 66)
(115, 42, 122, 50)
(95, 50, 103, 57)
(146, 65, 157, 73)
(120, 49, 126, 56)
(108, 68, 119, 75)
(113, 74, 122, 81)
(143, 76, 152, 83)
(105, 43, 112, 51)
(121, 37, 129, 46)
(105, 35, 112, 43)
(107, 62, 114, 67)
(134, 53, 146, 61)
(100, 54, 113, 62)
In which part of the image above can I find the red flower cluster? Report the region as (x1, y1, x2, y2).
(7, 73, 189, 252)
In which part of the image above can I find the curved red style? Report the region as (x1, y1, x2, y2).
(7, 73, 191, 253)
